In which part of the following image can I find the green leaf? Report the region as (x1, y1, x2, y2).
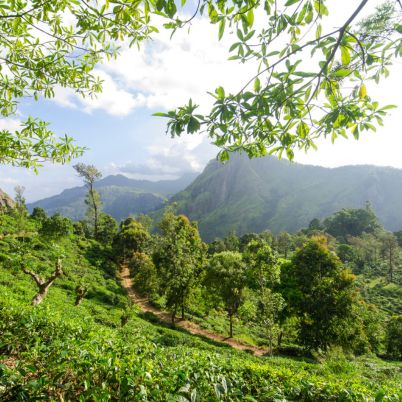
(219, 149, 229, 161)
(333, 69, 352, 77)
(285, 0, 300, 6)
(254, 77, 261, 93)
(340, 46, 351, 65)
(218, 19, 225, 40)
(359, 83, 367, 99)
(247, 9, 254, 26)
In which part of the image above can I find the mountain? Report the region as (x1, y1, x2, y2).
(27, 173, 197, 221)
(170, 154, 402, 241)
(0, 189, 15, 210)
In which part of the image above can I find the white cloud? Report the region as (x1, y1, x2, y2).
(0, 118, 21, 131)
(52, 71, 145, 116)
(114, 132, 215, 179)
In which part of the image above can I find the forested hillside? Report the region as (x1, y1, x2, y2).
(171, 154, 402, 241)
(27, 173, 197, 221)
(1, 187, 401, 400)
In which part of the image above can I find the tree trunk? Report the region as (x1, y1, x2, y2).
(389, 245, 393, 283)
(23, 259, 63, 306)
(277, 330, 283, 347)
(31, 284, 51, 305)
(90, 185, 99, 238)
(229, 312, 233, 338)
(75, 286, 88, 306)
(171, 306, 176, 326)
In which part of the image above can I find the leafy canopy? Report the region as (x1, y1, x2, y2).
(0, 0, 161, 170)
(157, 0, 402, 161)
(2, 0, 401, 170)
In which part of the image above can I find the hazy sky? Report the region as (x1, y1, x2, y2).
(1, 1, 401, 201)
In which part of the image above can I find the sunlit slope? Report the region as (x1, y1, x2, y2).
(1, 236, 401, 400)
(171, 155, 402, 240)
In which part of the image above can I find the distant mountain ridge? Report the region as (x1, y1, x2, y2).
(28, 173, 198, 221)
(169, 154, 402, 241)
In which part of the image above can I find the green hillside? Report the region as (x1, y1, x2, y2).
(171, 155, 402, 241)
(27, 173, 197, 221)
(1, 209, 401, 401)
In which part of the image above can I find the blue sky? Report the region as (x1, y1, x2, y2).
(1, 1, 401, 202)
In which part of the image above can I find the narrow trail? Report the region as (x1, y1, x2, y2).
(118, 264, 267, 357)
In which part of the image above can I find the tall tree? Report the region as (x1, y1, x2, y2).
(73, 163, 102, 238)
(206, 251, 248, 337)
(380, 232, 399, 283)
(281, 238, 357, 350)
(323, 205, 382, 241)
(113, 218, 151, 262)
(154, 211, 206, 322)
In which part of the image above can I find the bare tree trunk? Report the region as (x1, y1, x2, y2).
(277, 330, 283, 347)
(75, 285, 88, 306)
(171, 305, 177, 325)
(229, 311, 233, 338)
(23, 259, 63, 305)
(89, 185, 99, 238)
(389, 245, 393, 283)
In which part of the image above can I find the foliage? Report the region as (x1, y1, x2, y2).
(324, 204, 382, 241)
(130, 252, 159, 300)
(39, 213, 73, 239)
(0, 0, 167, 169)
(154, 210, 207, 321)
(206, 251, 248, 337)
(158, 0, 402, 161)
(281, 238, 358, 350)
(74, 163, 103, 238)
(97, 213, 118, 245)
(1, 205, 402, 399)
(113, 218, 151, 261)
(386, 315, 402, 359)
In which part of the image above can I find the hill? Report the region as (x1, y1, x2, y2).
(27, 173, 197, 221)
(1, 211, 400, 400)
(171, 154, 402, 241)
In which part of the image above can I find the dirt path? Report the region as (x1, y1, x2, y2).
(119, 264, 267, 356)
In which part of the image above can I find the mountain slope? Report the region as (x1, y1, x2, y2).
(28, 173, 197, 221)
(171, 154, 402, 241)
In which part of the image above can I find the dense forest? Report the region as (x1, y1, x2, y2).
(1, 175, 401, 400)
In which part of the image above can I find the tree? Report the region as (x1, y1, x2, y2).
(97, 213, 118, 245)
(73, 163, 102, 238)
(113, 219, 151, 262)
(323, 205, 382, 241)
(13, 185, 29, 234)
(379, 232, 400, 282)
(276, 232, 293, 259)
(0, 1, 170, 170)
(386, 315, 402, 359)
(3, 2, 401, 170)
(130, 252, 159, 301)
(22, 258, 63, 305)
(243, 239, 280, 289)
(30, 207, 48, 224)
(206, 251, 247, 337)
(280, 238, 357, 350)
(243, 239, 283, 350)
(39, 213, 73, 239)
(154, 211, 206, 322)
(159, 1, 402, 161)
